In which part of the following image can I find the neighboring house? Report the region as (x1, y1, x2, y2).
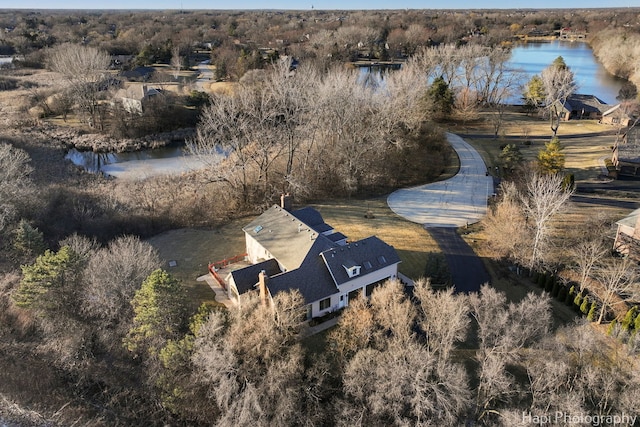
(224, 196, 401, 319)
(612, 127, 640, 176)
(120, 66, 155, 82)
(553, 94, 610, 121)
(613, 208, 640, 261)
(601, 104, 635, 127)
(114, 84, 162, 114)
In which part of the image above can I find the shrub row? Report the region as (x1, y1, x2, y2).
(532, 271, 598, 321)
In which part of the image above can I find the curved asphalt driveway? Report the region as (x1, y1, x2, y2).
(387, 133, 492, 292)
(387, 133, 494, 227)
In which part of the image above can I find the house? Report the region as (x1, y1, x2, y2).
(601, 104, 636, 127)
(554, 94, 610, 121)
(223, 196, 401, 319)
(612, 127, 640, 176)
(114, 84, 162, 114)
(613, 208, 640, 261)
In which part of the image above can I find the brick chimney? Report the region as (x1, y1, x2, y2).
(258, 270, 269, 307)
(280, 193, 292, 211)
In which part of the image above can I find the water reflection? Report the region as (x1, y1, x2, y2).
(508, 41, 624, 104)
(65, 144, 188, 174)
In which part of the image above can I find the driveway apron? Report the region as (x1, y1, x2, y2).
(387, 133, 493, 227)
(387, 133, 492, 292)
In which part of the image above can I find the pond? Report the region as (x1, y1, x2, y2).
(65, 143, 218, 180)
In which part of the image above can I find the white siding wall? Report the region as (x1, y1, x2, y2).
(246, 234, 272, 264)
(336, 264, 398, 295)
(309, 263, 399, 318)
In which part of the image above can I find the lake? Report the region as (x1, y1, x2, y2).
(508, 40, 624, 104)
(69, 40, 623, 178)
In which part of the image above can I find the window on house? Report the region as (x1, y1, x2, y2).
(319, 297, 331, 311)
(366, 277, 390, 297)
(345, 265, 361, 278)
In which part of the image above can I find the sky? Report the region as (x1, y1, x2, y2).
(2, 0, 638, 10)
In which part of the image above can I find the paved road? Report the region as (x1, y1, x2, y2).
(196, 60, 214, 91)
(428, 228, 490, 293)
(387, 133, 494, 227)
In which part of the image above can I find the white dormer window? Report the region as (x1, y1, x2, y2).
(343, 265, 361, 278)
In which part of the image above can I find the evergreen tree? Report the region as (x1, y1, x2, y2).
(537, 137, 565, 174)
(523, 74, 545, 109)
(607, 319, 618, 336)
(621, 306, 637, 332)
(544, 274, 554, 293)
(552, 56, 568, 69)
(14, 246, 82, 311)
(580, 296, 590, 315)
(557, 284, 567, 302)
(635, 309, 640, 332)
(574, 292, 583, 311)
(157, 304, 211, 413)
(425, 75, 454, 121)
(587, 300, 597, 322)
(565, 285, 575, 306)
(551, 279, 560, 298)
(124, 269, 188, 356)
(12, 219, 45, 260)
(498, 144, 524, 176)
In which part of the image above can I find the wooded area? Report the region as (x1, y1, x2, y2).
(1, 7, 640, 426)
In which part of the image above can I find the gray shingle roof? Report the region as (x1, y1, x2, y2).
(291, 206, 334, 234)
(243, 205, 335, 271)
(617, 143, 640, 164)
(320, 236, 401, 287)
(616, 207, 640, 228)
(267, 238, 339, 303)
(230, 259, 281, 295)
(562, 94, 609, 115)
(239, 205, 399, 305)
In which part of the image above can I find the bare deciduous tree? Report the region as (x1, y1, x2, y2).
(0, 143, 34, 233)
(540, 58, 577, 136)
(520, 172, 574, 272)
(595, 257, 639, 324)
(469, 285, 552, 423)
(192, 290, 308, 426)
(170, 46, 182, 80)
(83, 236, 161, 329)
(570, 232, 609, 292)
(483, 181, 530, 263)
(46, 43, 111, 128)
(413, 278, 469, 364)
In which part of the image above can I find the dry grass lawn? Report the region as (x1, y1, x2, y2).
(146, 220, 247, 309)
(451, 108, 617, 182)
(311, 198, 440, 281)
